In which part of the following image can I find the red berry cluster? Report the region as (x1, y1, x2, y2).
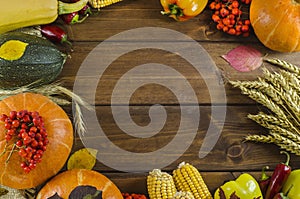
(0, 110, 48, 173)
(209, 0, 252, 37)
(122, 193, 148, 199)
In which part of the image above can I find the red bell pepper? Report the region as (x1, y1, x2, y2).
(265, 151, 291, 199)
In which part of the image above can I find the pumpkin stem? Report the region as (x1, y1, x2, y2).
(294, 0, 300, 3)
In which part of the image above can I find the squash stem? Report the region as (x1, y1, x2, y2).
(58, 0, 89, 15)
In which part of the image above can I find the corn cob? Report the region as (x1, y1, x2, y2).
(88, 0, 122, 9)
(172, 191, 195, 199)
(147, 169, 177, 199)
(172, 162, 212, 199)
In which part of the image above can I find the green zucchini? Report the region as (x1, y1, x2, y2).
(0, 32, 66, 89)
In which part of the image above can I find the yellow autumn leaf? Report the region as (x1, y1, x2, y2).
(0, 40, 28, 61)
(67, 148, 98, 170)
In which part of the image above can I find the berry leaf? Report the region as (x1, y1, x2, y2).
(222, 45, 263, 72)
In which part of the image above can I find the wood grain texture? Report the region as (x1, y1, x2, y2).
(59, 42, 300, 105)
(71, 105, 300, 172)
(43, 0, 300, 195)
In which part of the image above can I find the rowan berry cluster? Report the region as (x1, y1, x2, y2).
(209, 0, 252, 37)
(122, 193, 148, 199)
(1, 110, 48, 173)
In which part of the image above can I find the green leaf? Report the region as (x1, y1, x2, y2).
(0, 187, 9, 197)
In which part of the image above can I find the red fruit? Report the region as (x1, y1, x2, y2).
(16, 140, 23, 147)
(223, 26, 229, 32)
(0, 114, 7, 122)
(31, 140, 39, 148)
(12, 120, 20, 128)
(241, 24, 249, 32)
(209, 2, 217, 9)
(222, 18, 231, 26)
(21, 123, 28, 129)
(23, 136, 32, 145)
(9, 111, 17, 119)
(217, 22, 224, 30)
(7, 129, 15, 136)
(215, 2, 221, 10)
(5, 134, 12, 141)
(23, 167, 31, 173)
(22, 115, 31, 123)
(212, 14, 221, 22)
(30, 126, 37, 133)
(220, 8, 229, 17)
(21, 132, 28, 139)
(228, 28, 237, 35)
(4, 123, 11, 130)
(18, 149, 27, 157)
(244, 19, 251, 25)
(231, 7, 240, 15)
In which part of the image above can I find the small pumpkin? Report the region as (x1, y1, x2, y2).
(0, 92, 73, 189)
(250, 0, 300, 52)
(36, 169, 123, 199)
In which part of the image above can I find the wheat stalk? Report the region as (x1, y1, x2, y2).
(264, 58, 300, 76)
(281, 70, 300, 94)
(232, 58, 300, 155)
(245, 134, 275, 143)
(270, 132, 300, 155)
(0, 81, 91, 136)
(263, 68, 300, 120)
(248, 112, 299, 135)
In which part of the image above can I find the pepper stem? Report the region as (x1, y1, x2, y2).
(161, 4, 184, 17)
(58, 0, 89, 15)
(280, 151, 290, 166)
(261, 165, 270, 180)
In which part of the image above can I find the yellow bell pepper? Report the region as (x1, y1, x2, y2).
(282, 169, 300, 199)
(214, 173, 263, 199)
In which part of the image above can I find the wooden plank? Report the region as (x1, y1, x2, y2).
(69, 105, 300, 172)
(58, 41, 300, 105)
(63, 0, 257, 42)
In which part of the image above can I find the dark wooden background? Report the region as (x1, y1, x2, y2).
(56, 0, 300, 195)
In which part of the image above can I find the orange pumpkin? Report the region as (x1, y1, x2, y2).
(36, 169, 123, 199)
(250, 0, 300, 52)
(0, 92, 73, 189)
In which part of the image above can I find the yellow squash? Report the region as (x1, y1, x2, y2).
(0, 0, 88, 34)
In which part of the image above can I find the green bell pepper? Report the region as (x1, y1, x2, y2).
(214, 173, 263, 199)
(282, 169, 300, 199)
